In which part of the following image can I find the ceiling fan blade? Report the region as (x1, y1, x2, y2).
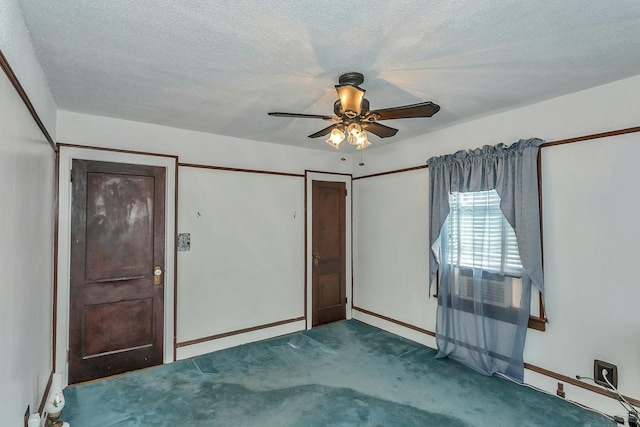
(360, 98, 370, 114)
(268, 112, 334, 120)
(364, 122, 398, 138)
(369, 101, 440, 121)
(308, 124, 338, 138)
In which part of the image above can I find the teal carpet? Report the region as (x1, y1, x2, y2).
(63, 320, 614, 426)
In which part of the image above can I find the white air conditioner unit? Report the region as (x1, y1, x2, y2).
(456, 269, 514, 307)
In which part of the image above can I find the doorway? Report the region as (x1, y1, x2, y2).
(310, 178, 349, 326)
(56, 146, 177, 386)
(68, 159, 166, 383)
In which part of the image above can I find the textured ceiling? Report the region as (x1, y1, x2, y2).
(15, 0, 640, 152)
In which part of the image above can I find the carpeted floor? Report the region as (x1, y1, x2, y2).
(62, 320, 614, 426)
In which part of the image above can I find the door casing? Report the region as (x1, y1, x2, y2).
(305, 171, 352, 329)
(56, 146, 177, 386)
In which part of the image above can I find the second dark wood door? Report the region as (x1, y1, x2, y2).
(69, 160, 165, 384)
(312, 180, 346, 326)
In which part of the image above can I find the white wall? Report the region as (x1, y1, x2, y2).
(529, 133, 640, 415)
(177, 167, 305, 346)
(0, 66, 55, 423)
(352, 74, 640, 418)
(353, 168, 436, 333)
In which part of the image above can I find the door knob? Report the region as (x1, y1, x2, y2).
(312, 251, 320, 266)
(153, 265, 163, 285)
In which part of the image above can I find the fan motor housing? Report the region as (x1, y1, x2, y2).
(338, 72, 364, 86)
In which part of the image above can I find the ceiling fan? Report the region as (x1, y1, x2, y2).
(268, 72, 440, 150)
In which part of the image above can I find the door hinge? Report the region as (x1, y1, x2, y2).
(67, 349, 70, 362)
(345, 297, 348, 304)
(70, 169, 75, 183)
(345, 189, 348, 197)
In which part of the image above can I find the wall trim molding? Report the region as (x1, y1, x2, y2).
(0, 48, 56, 152)
(540, 125, 640, 148)
(180, 162, 305, 178)
(352, 306, 436, 337)
(305, 169, 352, 177)
(353, 165, 427, 180)
(52, 153, 60, 371)
(524, 363, 640, 408)
(173, 159, 179, 362)
(57, 143, 179, 160)
(176, 317, 306, 348)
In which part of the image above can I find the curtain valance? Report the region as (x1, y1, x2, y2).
(427, 138, 545, 296)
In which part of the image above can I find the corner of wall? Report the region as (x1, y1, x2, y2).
(0, 0, 58, 141)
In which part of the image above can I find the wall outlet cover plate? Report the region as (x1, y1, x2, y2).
(594, 359, 618, 389)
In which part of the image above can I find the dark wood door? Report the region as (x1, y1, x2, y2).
(69, 160, 165, 384)
(312, 180, 346, 326)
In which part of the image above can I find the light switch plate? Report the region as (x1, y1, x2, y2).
(177, 233, 190, 251)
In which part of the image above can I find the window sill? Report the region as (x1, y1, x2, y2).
(528, 316, 546, 331)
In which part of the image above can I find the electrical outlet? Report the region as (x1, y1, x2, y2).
(594, 359, 618, 389)
(24, 405, 30, 427)
(556, 382, 566, 398)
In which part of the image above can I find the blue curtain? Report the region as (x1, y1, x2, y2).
(426, 138, 544, 381)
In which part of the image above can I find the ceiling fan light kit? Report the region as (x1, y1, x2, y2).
(268, 72, 440, 150)
(326, 127, 345, 148)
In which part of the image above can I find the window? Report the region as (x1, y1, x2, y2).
(427, 138, 545, 379)
(439, 189, 544, 325)
(443, 190, 522, 277)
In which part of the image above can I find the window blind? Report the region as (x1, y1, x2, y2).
(444, 190, 523, 276)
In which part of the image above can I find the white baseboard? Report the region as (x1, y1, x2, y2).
(175, 319, 306, 360)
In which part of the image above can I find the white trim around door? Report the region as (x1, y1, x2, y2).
(56, 146, 177, 386)
(305, 171, 352, 330)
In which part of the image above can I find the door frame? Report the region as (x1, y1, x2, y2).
(305, 171, 352, 329)
(56, 146, 177, 386)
